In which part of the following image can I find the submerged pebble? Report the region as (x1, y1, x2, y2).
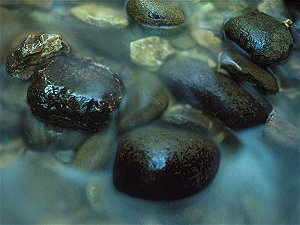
(159, 55, 272, 129)
(126, 0, 185, 27)
(130, 36, 175, 71)
(27, 56, 123, 131)
(219, 51, 279, 94)
(6, 33, 70, 80)
(0, 138, 25, 169)
(224, 11, 294, 65)
(113, 125, 219, 200)
(118, 70, 169, 133)
(71, 3, 128, 28)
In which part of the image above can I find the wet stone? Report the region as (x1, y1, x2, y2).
(27, 56, 123, 131)
(126, 0, 185, 27)
(219, 51, 279, 94)
(130, 36, 175, 71)
(224, 11, 294, 65)
(74, 131, 114, 171)
(6, 33, 70, 80)
(71, 3, 128, 28)
(113, 125, 219, 200)
(159, 55, 272, 129)
(118, 70, 169, 133)
(0, 138, 25, 169)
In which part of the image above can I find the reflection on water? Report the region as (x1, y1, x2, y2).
(0, 1, 299, 224)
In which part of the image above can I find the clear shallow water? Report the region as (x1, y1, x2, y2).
(0, 1, 299, 224)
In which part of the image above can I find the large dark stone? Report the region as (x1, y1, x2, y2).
(224, 11, 294, 65)
(219, 51, 279, 94)
(159, 56, 272, 129)
(27, 56, 122, 131)
(126, 0, 185, 27)
(113, 125, 219, 200)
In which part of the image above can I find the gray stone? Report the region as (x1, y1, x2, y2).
(224, 11, 294, 65)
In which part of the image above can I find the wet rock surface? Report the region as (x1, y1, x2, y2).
(159, 55, 272, 129)
(27, 56, 123, 131)
(224, 11, 294, 65)
(219, 51, 279, 94)
(126, 0, 185, 27)
(6, 34, 70, 80)
(113, 125, 219, 200)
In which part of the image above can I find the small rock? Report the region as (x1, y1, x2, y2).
(113, 125, 219, 200)
(126, 0, 185, 27)
(190, 28, 222, 52)
(54, 150, 76, 164)
(130, 36, 175, 71)
(219, 51, 279, 94)
(6, 33, 70, 80)
(86, 181, 107, 215)
(74, 131, 114, 171)
(27, 56, 123, 131)
(118, 70, 169, 133)
(71, 3, 128, 28)
(224, 11, 294, 65)
(0, 138, 25, 169)
(159, 55, 272, 129)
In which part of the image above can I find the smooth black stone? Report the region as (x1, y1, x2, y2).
(220, 51, 279, 94)
(27, 56, 122, 131)
(224, 11, 294, 65)
(126, 0, 185, 27)
(113, 125, 219, 200)
(159, 56, 272, 129)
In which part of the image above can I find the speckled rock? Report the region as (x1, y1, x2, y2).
(71, 3, 128, 28)
(118, 70, 169, 133)
(74, 131, 114, 171)
(27, 56, 123, 131)
(159, 55, 272, 129)
(113, 125, 219, 200)
(130, 36, 175, 71)
(126, 0, 185, 27)
(224, 11, 294, 65)
(6, 33, 70, 80)
(219, 51, 279, 94)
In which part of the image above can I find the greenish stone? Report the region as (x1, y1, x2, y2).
(126, 0, 185, 27)
(219, 51, 279, 94)
(224, 11, 294, 65)
(113, 125, 219, 200)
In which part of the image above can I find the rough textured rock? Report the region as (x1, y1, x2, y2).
(6, 34, 70, 80)
(113, 125, 219, 200)
(159, 55, 272, 129)
(126, 0, 185, 27)
(219, 51, 279, 94)
(27, 56, 122, 131)
(224, 11, 294, 65)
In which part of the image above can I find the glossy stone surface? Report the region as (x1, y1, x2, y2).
(27, 56, 122, 131)
(159, 56, 272, 129)
(113, 125, 219, 200)
(6, 34, 70, 80)
(126, 0, 185, 27)
(219, 51, 279, 94)
(224, 11, 294, 65)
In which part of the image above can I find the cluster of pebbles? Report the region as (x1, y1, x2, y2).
(1, 0, 299, 208)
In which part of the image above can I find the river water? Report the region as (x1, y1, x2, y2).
(0, 1, 299, 224)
